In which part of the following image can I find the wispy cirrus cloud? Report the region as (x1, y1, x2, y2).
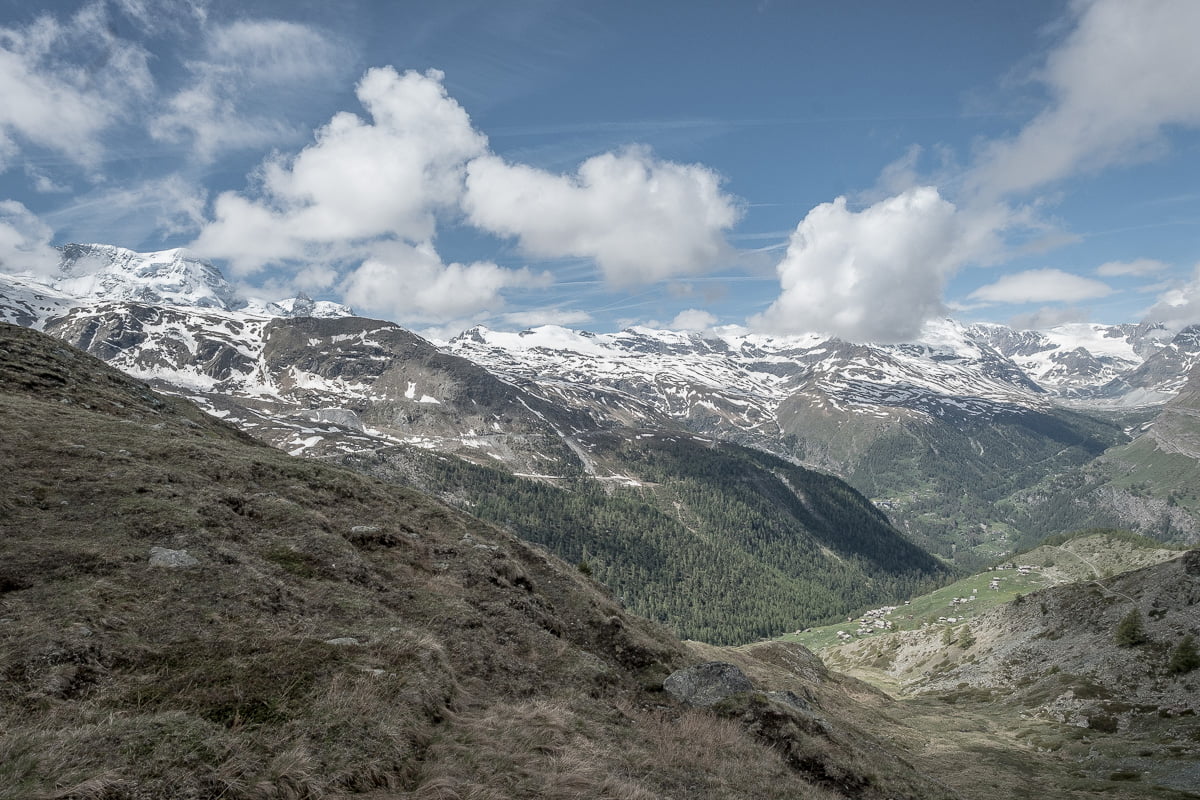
(1095, 258, 1169, 277)
(150, 19, 347, 161)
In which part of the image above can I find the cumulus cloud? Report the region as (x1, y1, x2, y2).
(1144, 264, 1200, 329)
(1095, 258, 1169, 277)
(464, 146, 741, 286)
(0, 3, 153, 172)
(341, 241, 547, 322)
(0, 201, 60, 276)
(969, 0, 1200, 198)
(191, 66, 749, 324)
(192, 67, 487, 275)
(750, 187, 992, 342)
(669, 308, 718, 331)
(150, 19, 344, 160)
(969, 268, 1113, 304)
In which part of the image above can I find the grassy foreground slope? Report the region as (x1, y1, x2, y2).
(1, 323, 972, 799)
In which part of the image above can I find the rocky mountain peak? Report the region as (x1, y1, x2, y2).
(55, 243, 246, 312)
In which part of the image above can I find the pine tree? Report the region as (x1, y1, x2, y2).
(958, 626, 976, 649)
(1167, 634, 1199, 674)
(1114, 609, 1147, 647)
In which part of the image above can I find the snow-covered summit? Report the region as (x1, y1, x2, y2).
(446, 318, 1054, 442)
(55, 243, 245, 312)
(0, 243, 353, 323)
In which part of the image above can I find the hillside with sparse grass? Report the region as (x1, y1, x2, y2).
(798, 534, 1200, 795)
(1, 322, 993, 800)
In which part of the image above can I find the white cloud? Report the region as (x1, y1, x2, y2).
(0, 201, 59, 276)
(1144, 264, 1200, 329)
(112, 0, 208, 34)
(750, 187, 989, 343)
(0, 3, 153, 172)
(500, 308, 593, 328)
(969, 0, 1200, 198)
(151, 19, 344, 161)
(670, 308, 718, 331)
(192, 67, 487, 276)
(1009, 305, 1092, 330)
(464, 146, 741, 286)
(341, 241, 547, 323)
(1095, 258, 1169, 277)
(969, 268, 1113, 304)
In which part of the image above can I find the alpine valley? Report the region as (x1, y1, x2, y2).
(3, 245, 1200, 639)
(4, 245, 1200, 799)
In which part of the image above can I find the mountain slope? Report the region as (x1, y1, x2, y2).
(353, 429, 950, 644)
(2, 322, 982, 800)
(1003, 364, 1200, 547)
(5, 243, 1199, 568)
(806, 537, 1200, 794)
(41, 305, 587, 473)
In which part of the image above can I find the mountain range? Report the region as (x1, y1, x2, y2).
(3, 243, 1199, 575)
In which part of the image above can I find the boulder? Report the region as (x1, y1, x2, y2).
(148, 547, 199, 568)
(663, 661, 754, 707)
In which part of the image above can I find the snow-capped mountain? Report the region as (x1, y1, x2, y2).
(4, 242, 1199, 561)
(446, 319, 1053, 444)
(449, 318, 1200, 436)
(0, 244, 580, 471)
(0, 243, 352, 326)
(965, 321, 1195, 402)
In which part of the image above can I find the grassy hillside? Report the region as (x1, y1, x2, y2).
(0, 323, 976, 799)
(788, 531, 1184, 654)
(348, 430, 950, 645)
(791, 535, 1200, 795)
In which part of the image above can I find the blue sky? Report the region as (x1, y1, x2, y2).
(2, 0, 1200, 340)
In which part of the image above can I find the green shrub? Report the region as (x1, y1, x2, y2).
(1168, 634, 1200, 674)
(1114, 609, 1147, 647)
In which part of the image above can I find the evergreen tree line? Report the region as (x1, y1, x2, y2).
(359, 434, 951, 645)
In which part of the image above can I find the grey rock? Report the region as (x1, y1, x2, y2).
(148, 547, 199, 568)
(663, 661, 754, 707)
(765, 690, 811, 711)
(350, 525, 381, 534)
(324, 637, 362, 646)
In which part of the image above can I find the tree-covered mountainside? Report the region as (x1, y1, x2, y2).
(350, 431, 950, 645)
(996, 370, 1200, 551)
(824, 408, 1129, 569)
